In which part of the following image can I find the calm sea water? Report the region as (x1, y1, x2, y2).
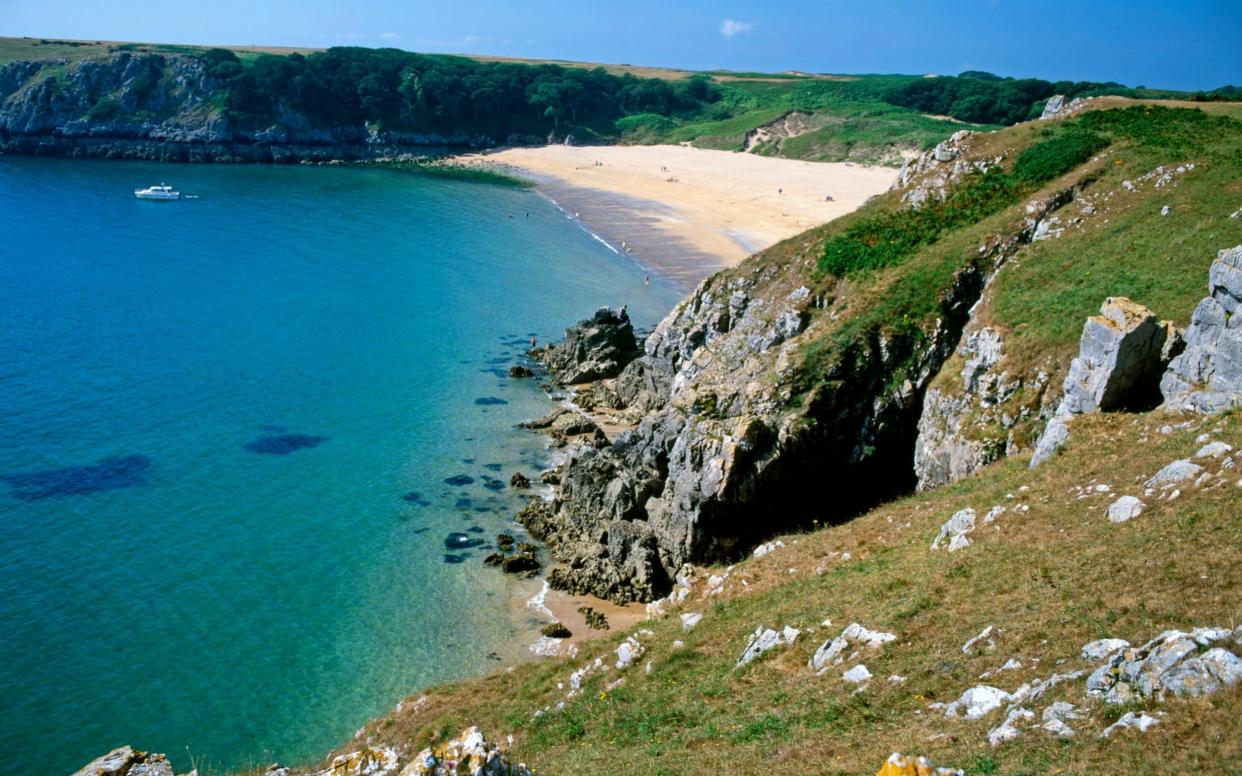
(0, 157, 679, 774)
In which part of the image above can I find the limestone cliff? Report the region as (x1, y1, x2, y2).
(525, 131, 1083, 602)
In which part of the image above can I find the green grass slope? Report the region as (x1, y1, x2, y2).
(274, 102, 1242, 776)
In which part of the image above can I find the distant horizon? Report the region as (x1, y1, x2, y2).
(2, 0, 1239, 91)
(0, 32, 1233, 95)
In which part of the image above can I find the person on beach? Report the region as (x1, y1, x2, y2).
(644, 275, 650, 285)
(530, 336, 537, 347)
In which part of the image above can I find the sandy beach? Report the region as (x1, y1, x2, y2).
(464, 144, 898, 289)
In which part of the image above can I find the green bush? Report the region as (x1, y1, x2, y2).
(1012, 128, 1109, 183)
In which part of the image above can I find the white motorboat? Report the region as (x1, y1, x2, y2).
(134, 183, 181, 201)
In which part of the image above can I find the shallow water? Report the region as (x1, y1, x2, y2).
(0, 157, 679, 773)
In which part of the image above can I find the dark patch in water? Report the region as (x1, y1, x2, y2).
(444, 474, 475, 486)
(489, 357, 511, 365)
(479, 368, 508, 378)
(455, 496, 473, 509)
(244, 434, 327, 455)
(402, 491, 430, 507)
(473, 506, 494, 514)
(411, 527, 429, 534)
(2, 455, 152, 500)
(461, 458, 476, 464)
(483, 463, 503, 472)
(467, 525, 484, 533)
(474, 397, 508, 406)
(443, 553, 469, 564)
(481, 477, 505, 492)
(445, 532, 484, 550)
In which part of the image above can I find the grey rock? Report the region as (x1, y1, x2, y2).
(1032, 297, 1171, 468)
(1040, 701, 1082, 737)
(942, 685, 1012, 719)
(71, 747, 174, 776)
(1039, 95, 1066, 119)
(1081, 638, 1130, 662)
(987, 706, 1034, 746)
(842, 664, 873, 684)
(539, 307, 641, 384)
(1087, 628, 1242, 703)
(1106, 495, 1144, 523)
(1162, 245, 1242, 411)
(1145, 459, 1202, 489)
(736, 625, 800, 669)
(808, 622, 897, 673)
(931, 507, 976, 551)
(1100, 711, 1161, 738)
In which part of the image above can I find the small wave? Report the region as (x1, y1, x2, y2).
(525, 579, 555, 620)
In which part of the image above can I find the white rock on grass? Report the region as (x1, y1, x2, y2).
(1041, 701, 1084, 737)
(614, 637, 644, 670)
(980, 658, 1022, 678)
(987, 706, 1034, 746)
(942, 685, 1013, 719)
(1146, 459, 1203, 489)
(963, 625, 996, 654)
(1100, 711, 1161, 738)
(1081, 638, 1131, 662)
(808, 623, 897, 674)
(932, 508, 976, 551)
(1196, 441, 1233, 459)
(1106, 495, 1145, 523)
(752, 540, 785, 559)
(680, 612, 703, 632)
(736, 625, 800, 669)
(842, 664, 873, 684)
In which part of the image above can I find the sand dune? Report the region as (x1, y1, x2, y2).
(465, 144, 898, 289)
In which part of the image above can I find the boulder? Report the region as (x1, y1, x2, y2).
(1032, 297, 1171, 467)
(931, 508, 976, 551)
(1106, 495, 1144, 523)
(1161, 245, 1242, 412)
(1039, 94, 1066, 119)
(1081, 638, 1131, 662)
(509, 471, 531, 488)
(539, 307, 641, 384)
(842, 664, 872, 684)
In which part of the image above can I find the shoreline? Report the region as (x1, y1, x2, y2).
(458, 144, 899, 290)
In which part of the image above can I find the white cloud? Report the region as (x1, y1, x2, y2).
(378, 32, 399, 40)
(720, 19, 754, 39)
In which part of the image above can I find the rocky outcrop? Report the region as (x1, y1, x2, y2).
(892, 130, 1003, 209)
(0, 53, 512, 162)
(1161, 245, 1242, 412)
(527, 167, 1081, 602)
(71, 747, 180, 776)
(405, 727, 531, 775)
(1086, 627, 1242, 704)
(913, 190, 1098, 488)
(536, 307, 640, 384)
(1030, 297, 1173, 467)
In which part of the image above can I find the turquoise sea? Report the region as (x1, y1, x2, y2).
(0, 157, 679, 774)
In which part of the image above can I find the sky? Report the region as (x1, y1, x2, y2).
(2, 0, 1239, 90)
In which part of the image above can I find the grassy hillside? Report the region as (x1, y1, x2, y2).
(249, 102, 1242, 776)
(315, 411, 1241, 775)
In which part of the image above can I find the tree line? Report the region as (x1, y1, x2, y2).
(884, 71, 1240, 126)
(198, 47, 722, 135)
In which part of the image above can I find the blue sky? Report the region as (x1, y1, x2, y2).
(3, 0, 1239, 90)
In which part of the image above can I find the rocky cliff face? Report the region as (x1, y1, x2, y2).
(0, 53, 507, 161)
(1162, 245, 1242, 412)
(526, 132, 1083, 603)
